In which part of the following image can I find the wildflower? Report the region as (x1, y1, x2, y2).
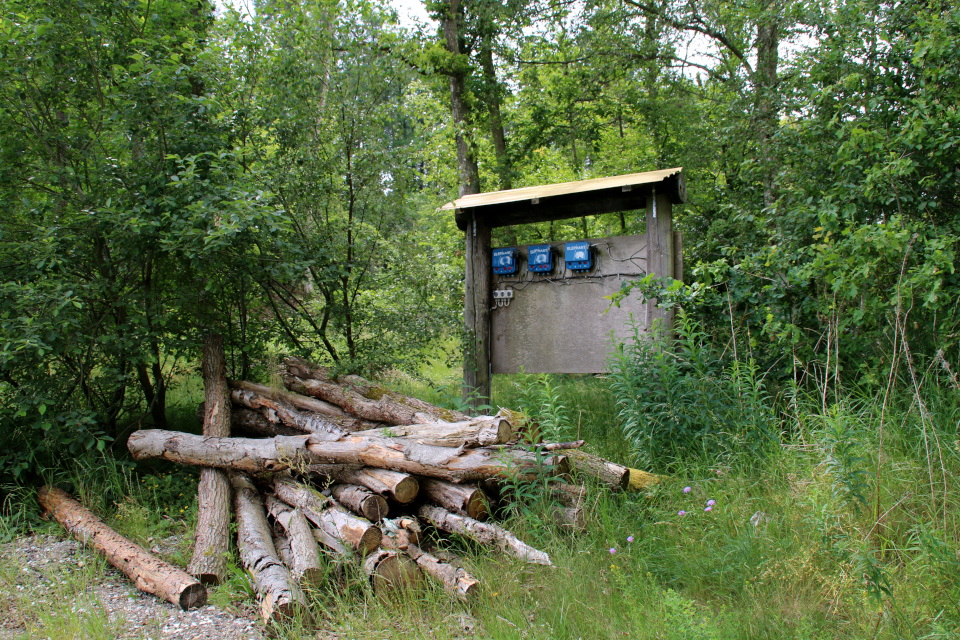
(704, 506, 713, 512)
(627, 536, 634, 543)
(707, 499, 716, 506)
(683, 486, 692, 494)
(678, 510, 686, 516)
(609, 548, 616, 555)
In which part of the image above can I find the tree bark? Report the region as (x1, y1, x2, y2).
(202, 403, 303, 437)
(37, 486, 206, 610)
(417, 504, 552, 566)
(188, 334, 231, 584)
(272, 476, 381, 554)
(564, 450, 629, 491)
(314, 467, 419, 504)
(230, 388, 348, 439)
(128, 430, 569, 484)
(381, 516, 423, 547)
(362, 549, 421, 599)
(229, 379, 346, 418)
(329, 484, 388, 522)
(230, 474, 307, 623)
(381, 531, 479, 601)
(417, 478, 489, 520)
(351, 417, 512, 448)
(264, 495, 324, 586)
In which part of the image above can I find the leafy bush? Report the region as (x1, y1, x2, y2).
(609, 312, 778, 470)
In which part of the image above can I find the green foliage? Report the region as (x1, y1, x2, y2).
(512, 372, 572, 442)
(609, 312, 778, 470)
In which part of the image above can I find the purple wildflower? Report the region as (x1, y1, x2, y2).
(627, 536, 634, 543)
(704, 506, 713, 512)
(609, 548, 616, 555)
(707, 499, 716, 506)
(678, 510, 686, 516)
(683, 486, 692, 494)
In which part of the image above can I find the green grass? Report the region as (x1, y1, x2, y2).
(4, 350, 960, 639)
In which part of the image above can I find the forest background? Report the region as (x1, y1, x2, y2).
(1, 0, 960, 638)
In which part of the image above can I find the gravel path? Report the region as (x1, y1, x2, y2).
(0, 535, 266, 640)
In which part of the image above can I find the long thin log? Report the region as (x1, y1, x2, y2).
(417, 478, 489, 520)
(381, 530, 478, 600)
(230, 380, 384, 432)
(417, 504, 552, 566)
(352, 417, 512, 448)
(284, 356, 471, 424)
(330, 484, 388, 522)
(188, 334, 231, 584)
(220, 404, 303, 437)
(229, 379, 346, 418)
(127, 430, 569, 484)
(564, 450, 630, 491)
(37, 486, 206, 610)
(231, 474, 307, 622)
(273, 476, 381, 554)
(264, 496, 324, 586)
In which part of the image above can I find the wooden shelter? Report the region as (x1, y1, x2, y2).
(441, 168, 687, 408)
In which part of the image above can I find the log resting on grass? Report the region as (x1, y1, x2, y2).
(127, 430, 569, 484)
(188, 334, 232, 585)
(381, 530, 478, 600)
(352, 417, 512, 448)
(272, 476, 381, 554)
(362, 549, 421, 599)
(231, 473, 307, 622)
(417, 478, 489, 520)
(37, 486, 206, 610)
(329, 484, 388, 522)
(417, 504, 552, 566)
(264, 495, 324, 586)
(564, 450, 629, 491)
(127, 430, 311, 475)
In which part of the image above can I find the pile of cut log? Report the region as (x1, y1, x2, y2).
(40, 336, 656, 624)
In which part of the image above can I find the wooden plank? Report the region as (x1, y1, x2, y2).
(645, 191, 674, 336)
(463, 216, 492, 409)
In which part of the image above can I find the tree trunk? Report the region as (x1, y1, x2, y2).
(417, 504, 552, 566)
(229, 379, 346, 418)
(417, 478, 489, 520)
(204, 403, 303, 437)
(230, 474, 307, 623)
(264, 495, 324, 586)
(128, 430, 569, 484)
(564, 450, 629, 491)
(314, 467, 419, 504)
(188, 334, 231, 584)
(272, 476, 381, 554)
(127, 430, 312, 475)
(37, 486, 206, 610)
(330, 484, 388, 522)
(230, 388, 348, 439)
(351, 417, 512, 448)
(362, 549, 421, 600)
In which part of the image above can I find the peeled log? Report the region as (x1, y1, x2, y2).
(128, 430, 568, 485)
(127, 430, 311, 475)
(352, 417, 512, 448)
(417, 504, 552, 566)
(188, 334, 231, 585)
(230, 388, 347, 440)
(231, 474, 307, 622)
(381, 530, 478, 601)
(321, 468, 419, 504)
(362, 549, 421, 599)
(565, 450, 629, 491)
(272, 476, 381, 554)
(264, 496, 324, 586)
(37, 486, 206, 610)
(330, 484, 388, 522)
(417, 478, 489, 520)
(229, 379, 346, 418)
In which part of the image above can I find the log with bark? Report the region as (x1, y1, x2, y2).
(129, 430, 569, 485)
(417, 504, 552, 566)
(417, 478, 489, 520)
(564, 450, 630, 491)
(231, 474, 308, 623)
(188, 334, 232, 584)
(313, 467, 419, 504)
(230, 388, 348, 439)
(351, 416, 512, 448)
(230, 380, 383, 432)
(362, 549, 421, 599)
(272, 476, 381, 554)
(329, 484, 388, 522)
(380, 529, 479, 600)
(37, 486, 207, 610)
(264, 495, 324, 586)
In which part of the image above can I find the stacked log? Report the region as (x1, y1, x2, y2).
(113, 355, 652, 623)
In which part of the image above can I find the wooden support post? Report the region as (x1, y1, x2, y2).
(463, 216, 492, 409)
(645, 190, 675, 337)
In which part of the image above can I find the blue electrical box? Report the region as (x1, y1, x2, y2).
(527, 244, 554, 273)
(492, 247, 519, 275)
(565, 241, 593, 272)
